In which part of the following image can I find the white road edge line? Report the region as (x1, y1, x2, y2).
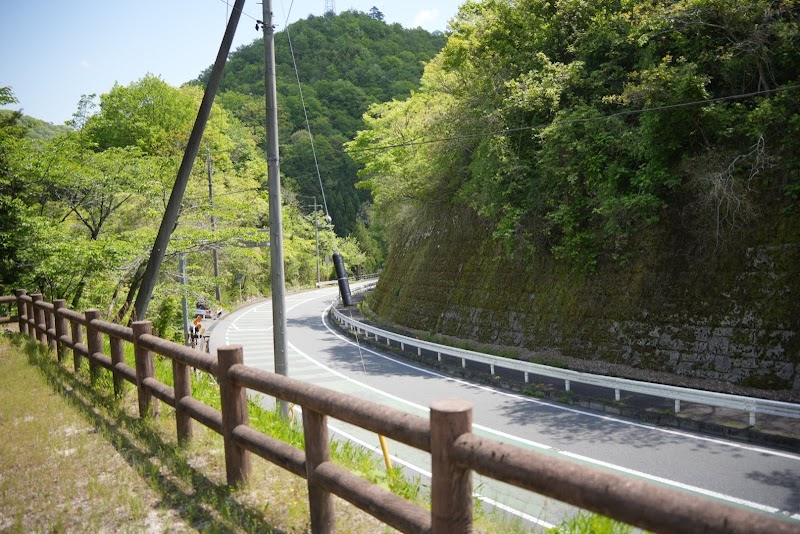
(291, 405, 556, 529)
(220, 291, 799, 522)
(321, 306, 800, 462)
(289, 337, 792, 519)
(560, 451, 781, 514)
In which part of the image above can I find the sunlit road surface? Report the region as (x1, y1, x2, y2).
(207, 285, 800, 530)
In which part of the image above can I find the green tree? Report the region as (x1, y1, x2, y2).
(195, 10, 447, 237)
(350, 0, 800, 268)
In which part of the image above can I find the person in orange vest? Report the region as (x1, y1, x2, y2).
(191, 315, 204, 347)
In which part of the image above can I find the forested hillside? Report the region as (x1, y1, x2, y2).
(0, 9, 445, 335)
(350, 0, 800, 269)
(195, 9, 447, 237)
(349, 0, 800, 390)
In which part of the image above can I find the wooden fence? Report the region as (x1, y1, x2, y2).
(0, 290, 796, 534)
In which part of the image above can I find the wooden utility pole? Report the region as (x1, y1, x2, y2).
(263, 0, 290, 419)
(133, 0, 245, 321)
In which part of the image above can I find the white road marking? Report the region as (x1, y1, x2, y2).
(322, 307, 800, 462)
(291, 405, 557, 529)
(216, 289, 800, 523)
(560, 451, 781, 514)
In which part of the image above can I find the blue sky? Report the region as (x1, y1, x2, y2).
(1, 0, 462, 125)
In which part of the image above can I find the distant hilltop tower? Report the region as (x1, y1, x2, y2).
(325, 0, 335, 14)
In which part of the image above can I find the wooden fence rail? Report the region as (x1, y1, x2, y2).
(3, 289, 797, 534)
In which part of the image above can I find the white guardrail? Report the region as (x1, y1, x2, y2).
(332, 282, 800, 426)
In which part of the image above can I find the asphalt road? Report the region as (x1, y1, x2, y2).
(207, 285, 800, 530)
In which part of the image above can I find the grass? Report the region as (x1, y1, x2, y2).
(0, 336, 181, 532)
(548, 512, 633, 534)
(0, 331, 633, 533)
(0, 334, 392, 532)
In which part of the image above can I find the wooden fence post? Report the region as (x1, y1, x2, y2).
(14, 289, 27, 335)
(85, 309, 102, 385)
(53, 300, 68, 363)
(132, 321, 158, 418)
(31, 294, 46, 344)
(218, 345, 251, 486)
(45, 301, 56, 352)
(430, 399, 473, 533)
(110, 335, 125, 396)
(25, 295, 35, 341)
(173, 356, 193, 444)
(70, 318, 83, 372)
(303, 408, 335, 533)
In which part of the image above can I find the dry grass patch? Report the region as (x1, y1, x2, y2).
(0, 332, 555, 533)
(0, 335, 401, 533)
(0, 336, 191, 533)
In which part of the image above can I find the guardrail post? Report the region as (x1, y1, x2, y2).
(303, 407, 335, 532)
(53, 300, 68, 362)
(675, 399, 681, 414)
(218, 345, 251, 486)
(85, 309, 102, 385)
(45, 302, 56, 352)
(431, 399, 473, 533)
(110, 333, 125, 396)
(14, 289, 27, 335)
(133, 321, 158, 418)
(173, 355, 193, 444)
(70, 317, 83, 372)
(31, 294, 46, 344)
(565, 380, 571, 392)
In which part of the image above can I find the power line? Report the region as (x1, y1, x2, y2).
(280, 0, 332, 220)
(347, 84, 800, 154)
(215, 0, 260, 25)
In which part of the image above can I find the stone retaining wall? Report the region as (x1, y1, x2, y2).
(369, 205, 800, 393)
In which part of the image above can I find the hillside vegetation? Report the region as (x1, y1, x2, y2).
(348, 0, 800, 391)
(0, 9, 446, 322)
(195, 9, 446, 237)
(349, 0, 800, 269)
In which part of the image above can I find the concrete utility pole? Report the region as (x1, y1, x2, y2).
(263, 0, 290, 419)
(133, 0, 245, 321)
(313, 197, 321, 287)
(207, 144, 222, 303)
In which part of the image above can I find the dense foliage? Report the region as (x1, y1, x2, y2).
(1, 8, 445, 319)
(349, 0, 800, 270)
(0, 77, 345, 320)
(196, 9, 447, 237)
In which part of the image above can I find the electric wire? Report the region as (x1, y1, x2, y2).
(280, 0, 332, 220)
(347, 84, 800, 154)
(215, 0, 260, 25)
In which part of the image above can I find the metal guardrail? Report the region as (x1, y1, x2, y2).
(332, 283, 800, 425)
(316, 272, 380, 288)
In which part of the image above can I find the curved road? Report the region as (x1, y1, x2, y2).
(207, 285, 800, 529)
